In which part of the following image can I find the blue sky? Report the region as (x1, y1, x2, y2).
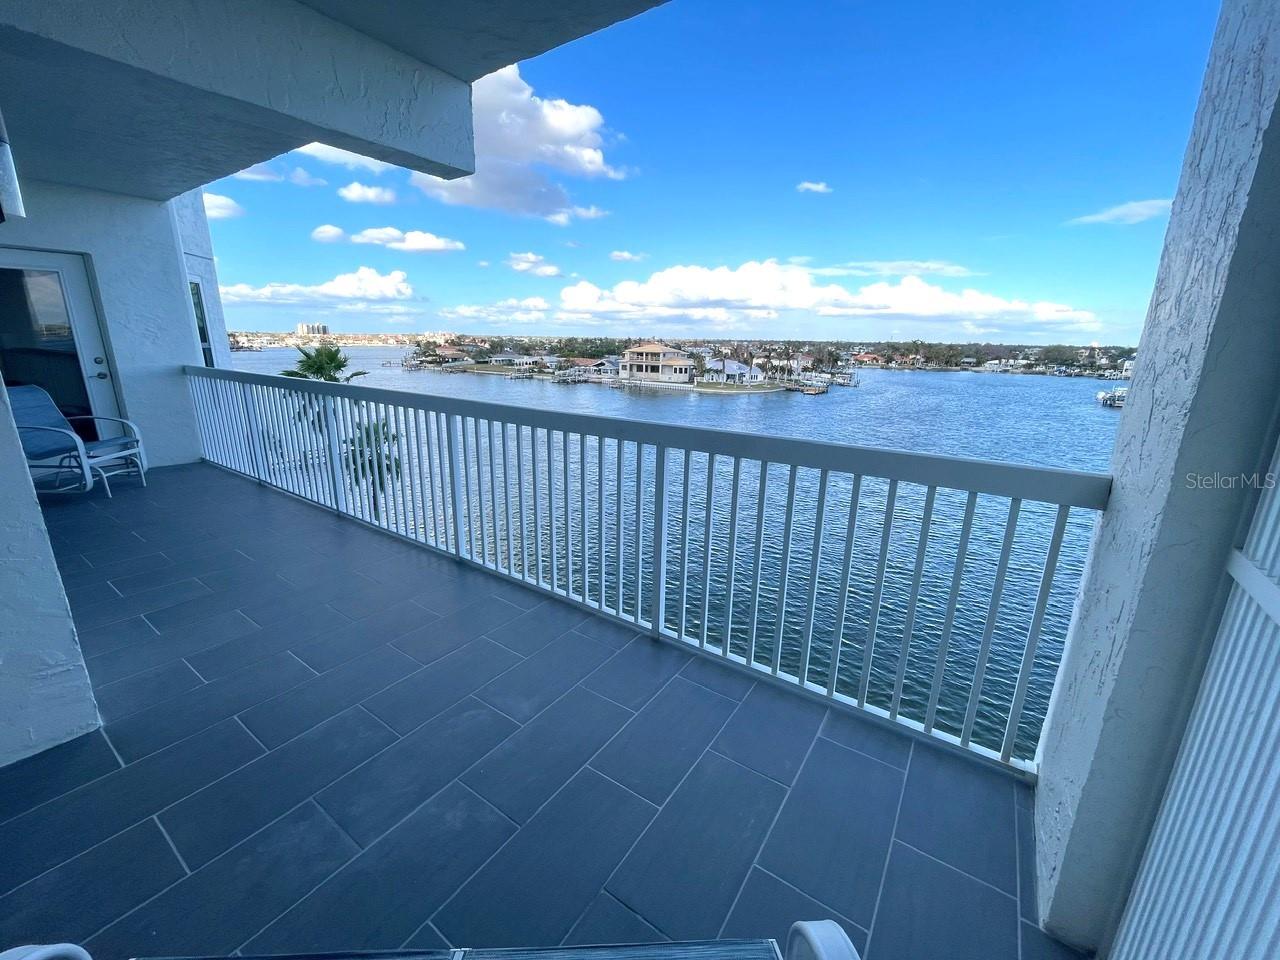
(206, 0, 1220, 345)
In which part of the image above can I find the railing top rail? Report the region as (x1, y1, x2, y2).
(185, 366, 1112, 509)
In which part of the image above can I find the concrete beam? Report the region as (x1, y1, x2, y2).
(1034, 1, 1280, 951)
(0, 0, 473, 199)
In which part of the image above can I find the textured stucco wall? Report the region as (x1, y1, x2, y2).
(0, 388, 100, 767)
(173, 190, 232, 368)
(1, 179, 208, 465)
(1035, 1, 1280, 951)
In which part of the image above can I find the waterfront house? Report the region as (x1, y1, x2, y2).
(853, 352, 883, 365)
(619, 341, 695, 383)
(488, 351, 528, 367)
(701, 358, 766, 384)
(0, 5, 1278, 960)
(435, 346, 469, 363)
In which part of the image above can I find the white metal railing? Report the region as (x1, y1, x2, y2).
(184, 366, 1110, 772)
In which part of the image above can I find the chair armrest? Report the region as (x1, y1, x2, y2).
(16, 425, 89, 460)
(65, 415, 143, 438)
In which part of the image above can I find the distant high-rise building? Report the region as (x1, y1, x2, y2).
(295, 322, 329, 335)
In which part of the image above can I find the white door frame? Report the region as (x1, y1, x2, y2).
(0, 247, 120, 419)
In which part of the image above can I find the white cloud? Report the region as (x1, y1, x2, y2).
(442, 296, 550, 325)
(1068, 198, 1172, 225)
(233, 163, 281, 182)
(477, 260, 491, 268)
(809, 260, 978, 278)
(220, 267, 412, 304)
(295, 143, 392, 174)
(310, 224, 345, 243)
(203, 193, 245, 219)
(288, 167, 327, 187)
(610, 250, 646, 262)
(411, 65, 621, 224)
(338, 182, 397, 204)
(444, 259, 1097, 336)
(350, 227, 464, 251)
(796, 181, 833, 194)
(506, 252, 562, 277)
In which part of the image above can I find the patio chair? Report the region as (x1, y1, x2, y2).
(7, 384, 147, 496)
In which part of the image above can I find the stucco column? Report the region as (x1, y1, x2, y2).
(1034, 1, 1280, 951)
(0, 388, 101, 766)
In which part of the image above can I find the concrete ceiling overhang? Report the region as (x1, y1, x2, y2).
(294, 0, 667, 83)
(0, 0, 665, 201)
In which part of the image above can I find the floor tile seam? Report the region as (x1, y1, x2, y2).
(591, 678, 756, 937)
(414, 663, 695, 948)
(224, 798, 366, 956)
(714, 711, 826, 938)
(752, 864, 871, 937)
(865, 742, 914, 954)
(890, 838, 1020, 902)
(815, 729, 911, 774)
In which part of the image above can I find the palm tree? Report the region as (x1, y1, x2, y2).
(345, 409, 401, 522)
(278, 345, 397, 520)
(281, 345, 367, 382)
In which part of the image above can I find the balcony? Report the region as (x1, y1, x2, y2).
(2, 463, 1068, 959)
(0, 380, 1102, 960)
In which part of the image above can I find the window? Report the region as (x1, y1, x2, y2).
(189, 280, 215, 367)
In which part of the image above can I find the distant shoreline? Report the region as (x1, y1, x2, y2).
(425, 364, 787, 394)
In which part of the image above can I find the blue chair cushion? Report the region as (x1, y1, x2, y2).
(7, 385, 80, 460)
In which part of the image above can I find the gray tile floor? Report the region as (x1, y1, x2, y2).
(1, 464, 1088, 960)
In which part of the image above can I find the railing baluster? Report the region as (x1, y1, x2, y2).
(699, 454, 716, 649)
(859, 479, 899, 705)
(651, 444, 668, 634)
(891, 485, 937, 719)
(722, 457, 742, 659)
(321, 395, 347, 515)
(633, 442, 643, 622)
(614, 438, 623, 616)
(532, 428, 545, 585)
(548, 429, 559, 591)
(472, 417, 488, 565)
(565, 432, 576, 599)
(435, 411, 453, 551)
(410, 407, 428, 541)
(266, 384, 293, 491)
(798, 468, 830, 684)
(502, 423, 514, 573)
(517, 425, 529, 579)
(420, 410, 440, 545)
(1000, 504, 1070, 761)
(403, 406, 422, 540)
(677, 449, 693, 639)
(596, 435, 605, 609)
(961, 498, 1022, 746)
(487, 419, 500, 567)
(772, 464, 799, 676)
(827, 475, 863, 697)
(447, 414, 467, 559)
(459, 415, 474, 549)
(579, 432, 587, 602)
(747, 460, 769, 668)
(389, 403, 409, 536)
(925, 490, 977, 732)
